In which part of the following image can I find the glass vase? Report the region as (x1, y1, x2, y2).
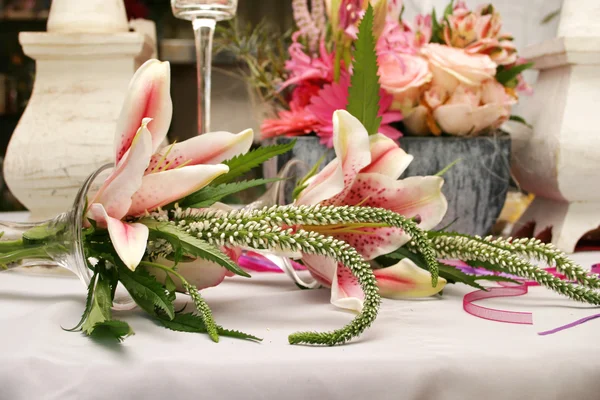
(0, 164, 136, 309)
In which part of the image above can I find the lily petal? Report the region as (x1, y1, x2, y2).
(128, 164, 229, 216)
(332, 173, 447, 259)
(88, 204, 149, 271)
(115, 59, 173, 163)
(146, 129, 254, 172)
(361, 133, 413, 179)
(93, 119, 153, 220)
(302, 254, 364, 312)
(150, 257, 232, 291)
(331, 263, 365, 312)
(295, 159, 345, 206)
(374, 258, 446, 298)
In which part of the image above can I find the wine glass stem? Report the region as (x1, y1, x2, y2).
(192, 17, 216, 135)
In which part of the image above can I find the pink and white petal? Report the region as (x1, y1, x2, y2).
(302, 253, 336, 287)
(302, 254, 364, 312)
(295, 158, 345, 206)
(434, 103, 507, 136)
(332, 110, 371, 170)
(361, 133, 413, 179)
(374, 258, 446, 299)
(146, 129, 253, 172)
(331, 264, 365, 312)
(320, 110, 372, 205)
(128, 164, 229, 216)
(150, 257, 230, 292)
(93, 120, 153, 220)
(115, 59, 173, 162)
(88, 204, 149, 271)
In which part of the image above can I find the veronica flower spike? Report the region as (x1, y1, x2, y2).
(88, 59, 254, 271)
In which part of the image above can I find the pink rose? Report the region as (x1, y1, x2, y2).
(421, 43, 497, 93)
(378, 53, 432, 111)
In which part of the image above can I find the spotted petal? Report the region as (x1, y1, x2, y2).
(127, 164, 229, 216)
(361, 133, 413, 179)
(146, 129, 254, 172)
(88, 204, 149, 271)
(333, 173, 447, 259)
(92, 119, 153, 220)
(115, 59, 173, 163)
(374, 258, 446, 298)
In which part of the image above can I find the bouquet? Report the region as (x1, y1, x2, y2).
(232, 0, 534, 145)
(0, 6, 597, 347)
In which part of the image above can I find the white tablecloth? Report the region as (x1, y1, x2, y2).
(1, 250, 600, 400)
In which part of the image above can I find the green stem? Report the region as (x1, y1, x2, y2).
(0, 246, 55, 267)
(0, 239, 25, 253)
(139, 261, 219, 343)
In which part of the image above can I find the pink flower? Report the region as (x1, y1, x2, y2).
(376, 15, 431, 55)
(280, 34, 334, 91)
(307, 73, 402, 147)
(442, 3, 517, 66)
(260, 106, 319, 139)
(326, 0, 390, 40)
(295, 110, 448, 310)
(378, 53, 432, 111)
(88, 59, 254, 271)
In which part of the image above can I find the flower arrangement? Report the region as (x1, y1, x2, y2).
(0, 6, 597, 347)
(236, 0, 533, 146)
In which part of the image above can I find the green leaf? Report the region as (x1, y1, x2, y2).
(64, 271, 98, 332)
(293, 154, 327, 200)
(212, 141, 296, 185)
(164, 273, 177, 303)
(143, 220, 251, 278)
(180, 178, 280, 208)
(495, 62, 534, 86)
(23, 222, 66, 244)
(118, 266, 175, 320)
(89, 320, 134, 342)
(158, 313, 262, 342)
(509, 115, 532, 128)
(347, 4, 382, 136)
(435, 158, 462, 177)
(82, 276, 113, 335)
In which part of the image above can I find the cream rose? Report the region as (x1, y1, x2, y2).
(379, 53, 432, 112)
(421, 43, 497, 92)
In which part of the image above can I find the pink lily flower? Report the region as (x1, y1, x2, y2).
(295, 110, 448, 311)
(88, 59, 254, 271)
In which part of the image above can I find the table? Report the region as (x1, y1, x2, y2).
(1, 251, 600, 400)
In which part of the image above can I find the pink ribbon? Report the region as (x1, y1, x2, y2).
(238, 251, 306, 273)
(461, 261, 600, 332)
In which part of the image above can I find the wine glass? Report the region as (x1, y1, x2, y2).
(170, 0, 238, 135)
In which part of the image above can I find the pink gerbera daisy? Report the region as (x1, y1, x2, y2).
(307, 74, 403, 147)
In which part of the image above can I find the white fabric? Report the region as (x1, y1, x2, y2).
(0, 251, 599, 399)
